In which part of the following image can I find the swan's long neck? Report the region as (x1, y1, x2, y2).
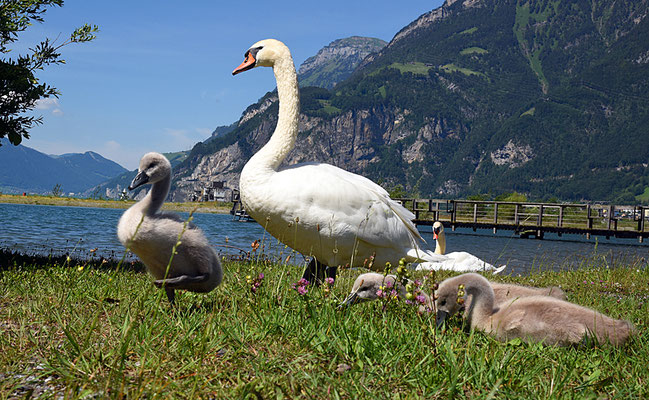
(139, 175, 170, 216)
(246, 57, 299, 172)
(434, 231, 446, 255)
(464, 276, 496, 328)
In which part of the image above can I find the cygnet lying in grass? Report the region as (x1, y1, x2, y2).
(341, 272, 565, 313)
(117, 152, 223, 304)
(435, 273, 634, 346)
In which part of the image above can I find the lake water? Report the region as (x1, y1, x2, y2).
(1, 203, 647, 274)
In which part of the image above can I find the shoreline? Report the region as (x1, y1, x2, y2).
(0, 193, 231, 214)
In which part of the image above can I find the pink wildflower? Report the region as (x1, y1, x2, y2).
(325, 277, 335, 285)
(297, 286, 308, 296)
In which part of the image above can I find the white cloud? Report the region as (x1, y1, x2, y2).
(34, 97, 63, 116)
(34, 97, 59, 110)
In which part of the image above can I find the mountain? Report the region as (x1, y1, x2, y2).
(88, 152, 187, 199)
(298, 36, 387, 89)
(170, 0, 649, 204)
(0, 139, 127, 195)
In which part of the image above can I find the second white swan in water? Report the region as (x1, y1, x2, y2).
(415, 221, 505, 273)
(232, 39, 448, 284)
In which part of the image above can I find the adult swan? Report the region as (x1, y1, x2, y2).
(232, 39, 447, 283)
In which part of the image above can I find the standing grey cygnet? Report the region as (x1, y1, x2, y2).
(117, 152, 223, 304)
(341, 272, 565, 313)
(435, 273, 634, 346)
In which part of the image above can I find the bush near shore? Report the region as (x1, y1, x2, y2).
(0, 248, 647, 399)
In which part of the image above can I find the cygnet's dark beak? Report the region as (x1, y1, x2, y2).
(128, 171, 149, 190)
(436, 310, 449, 329)
(339, 292, 359, 308)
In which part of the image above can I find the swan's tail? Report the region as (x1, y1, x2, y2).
(406, 248, 448, 264)
(492, 264, 507, 274)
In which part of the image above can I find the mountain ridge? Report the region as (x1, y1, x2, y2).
(0, 139, 127, 195)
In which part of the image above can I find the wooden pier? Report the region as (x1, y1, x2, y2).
(396, 198, 649, 242)
(229, 189, 253, 222)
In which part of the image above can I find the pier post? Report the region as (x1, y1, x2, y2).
(514, 204, 520, 226)
(493, 203, 498, 234)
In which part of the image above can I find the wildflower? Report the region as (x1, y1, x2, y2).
(376, 289, 384, 298)
(77, 265, 84, 272)
(385, 280, 394, 289)
(325, 277, 335, 286)
(251, 240, 260, 251)
(293, 278, 309, 296)
(416, 295, 427, 305)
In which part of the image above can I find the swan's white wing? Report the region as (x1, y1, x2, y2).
(415, 251, 504, 273)
(271, 163, 419, 246)
(242, 161, 431, 266)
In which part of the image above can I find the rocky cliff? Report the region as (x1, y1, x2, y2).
(298, 36, 387, 89)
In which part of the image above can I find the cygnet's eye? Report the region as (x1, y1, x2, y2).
(440, 299, 447, 306)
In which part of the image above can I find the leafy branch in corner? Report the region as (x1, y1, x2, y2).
(0, 0, 98, 146)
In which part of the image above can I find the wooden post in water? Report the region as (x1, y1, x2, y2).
(451, 201, 457, 231)
(514, 204, 520, 226)
(493, 203, 498, 234)
(537, 204, 544, 239)
(558, 206, 564, 227)
(586, 204, 592, 239)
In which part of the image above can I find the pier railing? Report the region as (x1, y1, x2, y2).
(395, 198, 649, 242)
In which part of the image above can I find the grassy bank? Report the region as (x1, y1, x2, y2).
(0, 250, 647, 399)
(0, 193, 231, 214)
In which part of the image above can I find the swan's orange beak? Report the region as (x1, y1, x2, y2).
(232, 52, 256, 75)
(433, 233, 438, 240)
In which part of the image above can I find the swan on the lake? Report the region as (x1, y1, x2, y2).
(435, 273, 634, 346)
(117, 152, 223, 304)
(415, 221, 505, 273)
(232, 39, 448, 284)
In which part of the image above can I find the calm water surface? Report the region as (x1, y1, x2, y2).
(1, 203, 647, 274)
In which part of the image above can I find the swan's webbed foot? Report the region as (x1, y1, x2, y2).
(153, 274, 210, 289)
(302, 259, 337, 286)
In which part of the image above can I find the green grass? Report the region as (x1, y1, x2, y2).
(459, 27, 478, 35)
(636, 187, 649, 203)
(388, 62, 431, 76)
(1, 250, 648, 398)
(460, 47, 488, 55)
(520, 107, 536, 117)
(440, 63, 485, 77)
(0, 193, 232, 214)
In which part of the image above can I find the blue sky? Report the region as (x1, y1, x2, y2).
(17, 0, 444, 169)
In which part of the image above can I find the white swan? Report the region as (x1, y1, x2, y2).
(117, 152, 223, 304)
(415, 221, 505, 273)
(435, 273, 634, 346)
(232, 39, 447, 283)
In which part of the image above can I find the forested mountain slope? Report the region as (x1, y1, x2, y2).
(172, 0, 649, 204)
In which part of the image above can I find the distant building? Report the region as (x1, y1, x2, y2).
(191, 181, 231, 202)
